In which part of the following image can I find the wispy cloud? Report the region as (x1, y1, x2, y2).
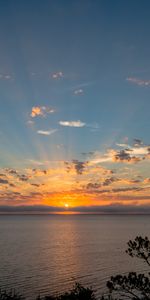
(52, 71, 63, 79)
(88, 150, 113, 165)
(74, 89, 84, 95)
(0, 73, 13, 80)
(127, 77, 150, 86)
(72, 80, 98, 89)
(37, 129, 57, 136)
(116, 143, 129, 148)
(59, 120, 86, 127)
(27, 120, 34, 125)
(30, 106, 55, 118)
(27, 159, 45, 166)
(87, 122, 100, 132)
(59, 120, 100, 131)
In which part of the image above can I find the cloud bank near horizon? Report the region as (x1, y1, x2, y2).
(1, 204, 150, 214)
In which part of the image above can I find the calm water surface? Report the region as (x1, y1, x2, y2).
(0, 215, 150, 299)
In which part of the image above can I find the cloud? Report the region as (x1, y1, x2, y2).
(130, 147, 148, 155)
(27, 120, 34, 125)
(114, 142, 150, 163)
(30, 106, 55, 118)
(6, 168, 18, 175)
(133, 138, 143, 146)
(84, 184, 141, 194)
(30, 183, 40, 187)
(115, 195, 150, 201)
(87, 122, 100, 132)
(0, 73, 13, 80)
(52, 71, 63, 79)
(64, 161, 72, 173)
(119, 178, 141, 185)
(3, 168, 31, 184)
(88, 150, 113, 165)
(127, 77, 150, 86)
(85, 177, 118, 190)
(56, 144, 64, 149)
(0, 178, 9, 184)
(31, 107, 42, 117)
(5, 169, 29, 180)
(72, 160, 87, 175)
(102, 177, 119, 186)
(81, 151, 94, 157)
(86, 182, 101, 189)
(59, 120, 86, 127)
(59, 120, 100, 131)
(37, 129, 57, 136)
(64, 160, 87, 175)
(87, 140, 150, 166)
(117, 142, 150, 156)
(17, 174, 29, 182)
(113, 150, 141, 163)
(0, 205, 64, 213)
(71, 203, 150, 214)
(143, 178, 150, 184)
(111, 187, 141, 193)
(0, 176, 16, 187)
(9, 183, 16, 187)
(74, 89, 84, 95)
(27, 159, 45, 166)
(32, 168, 47, 175)
(116, 143, 129, 148)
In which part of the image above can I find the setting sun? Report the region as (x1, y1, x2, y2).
(64, 203, 69, 208)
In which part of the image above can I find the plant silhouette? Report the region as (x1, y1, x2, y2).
(38, 283, 96, 300)
(105, 236, 150, 300)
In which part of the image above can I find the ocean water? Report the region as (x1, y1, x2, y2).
(0, 214, 150, 299)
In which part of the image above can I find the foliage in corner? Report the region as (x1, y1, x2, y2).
(105, 236, 150, 300)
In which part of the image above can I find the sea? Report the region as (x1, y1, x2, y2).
(0, 214, 149, 299)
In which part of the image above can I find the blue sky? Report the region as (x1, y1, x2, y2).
(0, 0, 150, 212)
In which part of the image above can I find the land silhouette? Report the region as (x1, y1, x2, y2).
(0, 236, 150, 300)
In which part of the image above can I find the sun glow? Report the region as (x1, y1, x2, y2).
(64, 203, 69, 208)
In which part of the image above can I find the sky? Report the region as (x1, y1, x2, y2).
(0, 0, 150, 213)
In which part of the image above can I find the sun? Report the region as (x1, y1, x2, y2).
(64, 203, 69, 208)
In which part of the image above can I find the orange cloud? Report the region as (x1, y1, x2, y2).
(31, 106, 55, 118)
